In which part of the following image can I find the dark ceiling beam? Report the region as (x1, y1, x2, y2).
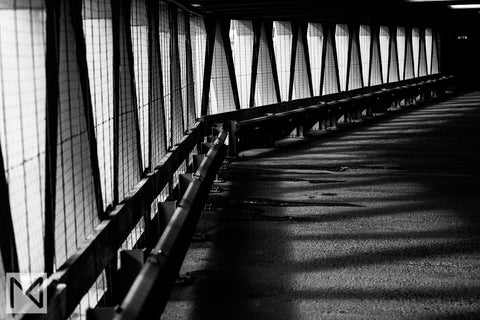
(180, 0, 480, 29)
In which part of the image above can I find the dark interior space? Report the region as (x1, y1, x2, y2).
(443, 29, 480, 90)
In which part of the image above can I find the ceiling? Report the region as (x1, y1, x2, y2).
(179, 0, 480, 29)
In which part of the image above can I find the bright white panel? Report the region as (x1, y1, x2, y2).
(359, 25, 371, 86)
(335, 24, 349, 91)
(0, 6, 46, 273)
(292, 27, 311, 99)
(425, 28, 433, 74)
(273, 21, 292, 101)
(379, 26, 389, 83)
(307, 23, 323, 96)
(230, 20, 254, 109)
(412, 27, 420, 77)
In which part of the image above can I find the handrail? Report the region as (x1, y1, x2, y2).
(202, 74, 453, 130)
(110, 129, 228, 320)
(222, 75, 454, 157)
(22, 122, 205, 320)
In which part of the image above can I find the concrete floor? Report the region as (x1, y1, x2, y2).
(163, 92, 480, 320)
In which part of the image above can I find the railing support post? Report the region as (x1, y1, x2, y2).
(228, 120, 239, 158)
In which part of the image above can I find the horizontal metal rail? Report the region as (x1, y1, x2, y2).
(224, 75, 454, 157)
(109, 129, 228, 320)
(202, 74, 454, 130)
(22, 122, 205, 320)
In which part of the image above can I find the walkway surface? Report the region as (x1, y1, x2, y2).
(163, 92, 480, 320)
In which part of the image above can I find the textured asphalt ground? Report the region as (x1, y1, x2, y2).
(162, 92, 480, 320)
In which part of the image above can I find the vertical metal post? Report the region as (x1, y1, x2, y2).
(185, 14, 196, 127)
(125, 0, 144, 175)
(319, 23, 328, 95)
(301, 23, 314, 98)
(265, 22, 282, 103)
(220, 19, 241, 110)
(112, 0, 120, 205)
(44, 0, 60, 276)
(228, 120, 239, 158)
(345, 24, 353, 91)
(331, 24, 342, 92)
(200, 18, 215, 116)
(249, 21, 261, 109)
(71, 0, 105, 219)
(288, 22, 298, 101)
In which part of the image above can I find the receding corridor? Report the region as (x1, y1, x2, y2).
(164, 92, 480, 320)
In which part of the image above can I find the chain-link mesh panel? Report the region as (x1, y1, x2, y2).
(379, 26, 389, 83)
(254, 23, 278, 107)
(348, 27, 363, 90)
(292, 26, 311, 99)
(55, 0, 100, 268)
(404, 29, 415, 80)
(209, 21, 236, 114)
(83, 0, 114, 210)
(322, 27, 339, 95)
(190, 15, 206, 117)
(412, 27, 420, 78)
(370, 28, 383, 86)
(307, 23, 323, 96)
(335, 24, 349, 91)
(273, 21, 292, 101)
(397, 27, 406, 80)
(130, 0, 149, 170)
(388, 29, 399, 83)
(230, 20, 253, 109)
(359, 25, 371, 86)
(0, 0, 46, 273)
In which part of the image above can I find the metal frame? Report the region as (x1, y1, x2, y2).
(185, 13, 197, 126)
(320, 24, 341, 95)
(147, 0, 168, 163)
(370, 25, 384, 86)
(332, 24, 343, 92)
(391, 27, 401, 82)
(3, 1, 447, 319)
(249, 21, 261, 108)
(405, 26, 415, 80)
(204, 73, 447, 128)
(319, 23, 328, 95)
(71, 0, 105, 219)
(124, 0, 144, 175)
(168, 4, 185, 141)
(111, 129, 228, 320)
(264, 21, 282, 103)
(224, 75, 452, 157)
(288, 22, 298, 101)
(112, 0, 121, 205)
(44, 0, 60, 276)
(200, 18, 216, 116)
(0, 144, 18, 273)
(301, 22, 314, 98)
(22, 122, 205, 320)
(418, 27, 428, 77)
(401, 26, 407, 81)
(345, 24, 353, 91)
(220, 19, 241, 110)
(353, 25, 365, 88)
